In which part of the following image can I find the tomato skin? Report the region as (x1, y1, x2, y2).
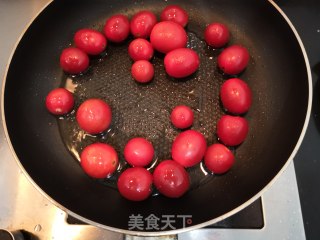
(171, 130, 207, 167)
(76, 99, 112, 134)
(60, 47, 89, 74)
(153, 160, 190, 198)
(103, 14, 130, 43)
(45, 88, 74, 115)
(128, 38, 154, 61)
(164, 48, 200, 78)
(124, 138, 154, 167)
(80, 143, 118, 179)
(170, 105, 194, 129)
(130, 11, 157, 39)
(204, 143, 235, 174)
(74, 28, 107, 55)
(217, 115, 249, 146)
(220, 78, 252, 114)
(150, 21, 187, 54)
(160, 5, 189, 27)
(218, 45, 250, 75)
(131, 60, 154, 83)
(117, 167, 153, 201)
(204, 23, 230, 48)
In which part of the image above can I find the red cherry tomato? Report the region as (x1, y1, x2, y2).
(171, 130, 207, 167)
(220, 78, 252, 114)
(204, 23, 230, 48)
(170, 105, 194, 129)
(150, 21, 187, 54)
(128, 38, 154, 61)
(218, 45, 250, 75)
(117, 167, 153, 201)
(131, 60, 154, 83)
(103, 14, 130, 43)
(45, 88, 74, 115)
(60, 47, 89, 74)
(217, 115, 249, 146)
(124, 138, 154, 167)
(80, 143, 118, 179)
(164, 48, 200, 78)
(74, 28, 107, 55)
(76, 99, 112, 134)
(204, 143, 235, 174)
(153, 160, 190, 198)
(130, 11, 157, 39)
(160, 5, 189, 27)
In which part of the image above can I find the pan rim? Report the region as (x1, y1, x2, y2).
(0, 0, 312, 236)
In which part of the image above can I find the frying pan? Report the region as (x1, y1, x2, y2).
(2, 0, 311, 236)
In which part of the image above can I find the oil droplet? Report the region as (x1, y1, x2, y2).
(34, 224, 42, 232)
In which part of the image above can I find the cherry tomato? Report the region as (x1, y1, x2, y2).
(117, 167, 153, 201)
(217, 115, 249, 146)
(170, 105, 194, 129)
(130, 11, 157, 39)
(128, 38, 154, 61)
(124, 138, 154, 167)
(74, 28, 107, 55)
(204, 143, 235, 174)
(103, 14, 130, 43)
(153, 160, 190, 198)
(150, 21, 187, 54)
(220, 78, 252, 114)
(76, 99, 112, 134)
(171, 130, 207, 167)
(45, 88, 74, 115)
(60, 47, 89, 74)
(131, 60, 154, 83)
(80, 143, 118, 179)
(204, 23, 230, 48)
(218, 45, 250, 75)
(160, 5, 189, 27)
(164, 48, 200, 78)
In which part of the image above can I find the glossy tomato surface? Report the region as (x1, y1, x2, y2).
(103, 14, 130, 43)
(217, 115, 249, 146)
(204, 143, 235, 174)
(80, 143, 118, 179)
(160, 5, 189, 27)
(76, 99, 112, 134)
(128, 38, 154, 61)
(117, 167, 153, 201)
(153, 160, 190, 198)
(124, 138, 154, 167)
(204, 23, 230, 48)
(131, 60, 154, 83)
(130, 11, 157, 38)
(171, 130, 207, 167)
(74, 28, 107, 55)
(150, 21, 187, 54)
(45, 88, 74, 115)
(170, 105, 194, 129)
(60, 47, 89, 74)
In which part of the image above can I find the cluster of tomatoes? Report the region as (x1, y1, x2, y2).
(45, 5, 252, 201)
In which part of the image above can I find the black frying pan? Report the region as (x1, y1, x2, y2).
(2, 0, 311, 235)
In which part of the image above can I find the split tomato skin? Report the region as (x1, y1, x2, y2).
(117, 167, 153, 201)
(218, 45, 250, 75)
(80, 143, 118, 179)
(150, 21, 187, 54)
(45, 88, 74, 115)
(171, 130, 207, 167)
(74, 28, 107, 55)
(220, 78, 252, 114)
(217, 115, 249, 146)
(76, 99, 112, 135)
(153, 160, 190, 198)
(103, 14, 130, 43)
(204, 143, 235, 174)
(60, 47, 89, 74)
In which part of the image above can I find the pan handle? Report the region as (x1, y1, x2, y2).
(124, 235, 178, 240)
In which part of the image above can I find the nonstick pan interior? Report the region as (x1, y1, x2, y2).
(3, 0, 310, 234)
